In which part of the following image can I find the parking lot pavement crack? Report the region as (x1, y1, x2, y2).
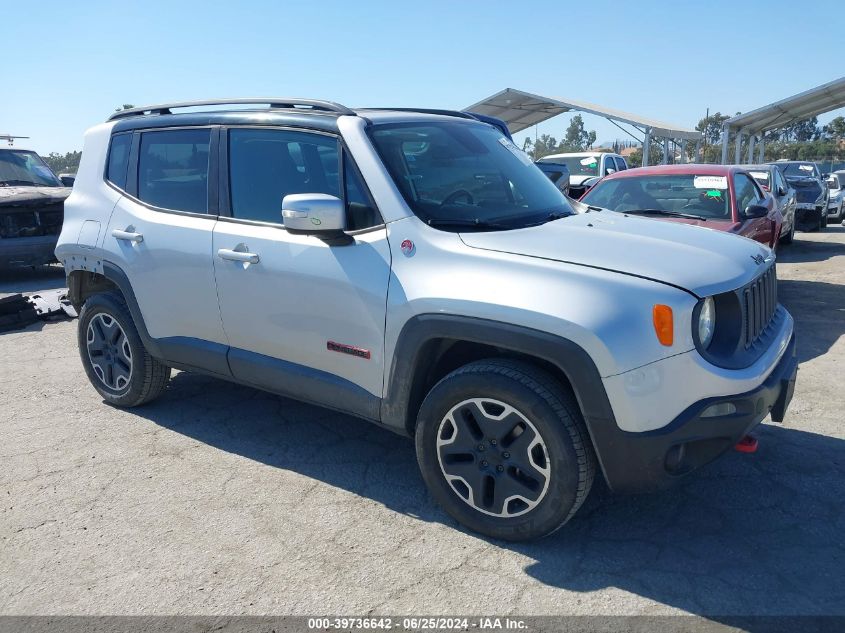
(11, 519, 57, 534)
(363, 544, 491, 614)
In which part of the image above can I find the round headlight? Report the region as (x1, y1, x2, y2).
(698, 297, 715, 349)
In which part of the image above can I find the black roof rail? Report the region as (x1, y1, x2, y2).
(364, 107, 477, 120)
(361, 108, 513, 140)
(108, 98, 355, 121)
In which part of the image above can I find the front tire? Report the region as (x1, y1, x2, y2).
(780, 219, 795, 245)
(78, 291, 171, 407)
(415, 359, 595, 541)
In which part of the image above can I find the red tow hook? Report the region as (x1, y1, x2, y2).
(734, 435, 759, 453)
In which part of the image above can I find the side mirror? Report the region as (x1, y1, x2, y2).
(282, 193, 351, 244)
(605, 168, 616, 175)
(777, 186, 786, 196)
(59, 175, 75, 187)
(744, 204, 769, 218)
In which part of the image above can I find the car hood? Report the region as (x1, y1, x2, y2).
(459, 211, 772, 297)
(630, 215, 741, 232)
(0, 186, 71, 207)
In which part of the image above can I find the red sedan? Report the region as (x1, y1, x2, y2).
(579, 164, 783, 248)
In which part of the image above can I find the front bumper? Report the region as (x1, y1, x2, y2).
(595, 333, 797, 493)
(0, 235, 59, 268)
(795, 203, 824, 226)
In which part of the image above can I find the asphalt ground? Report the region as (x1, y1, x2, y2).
(1, 227, 843, 620)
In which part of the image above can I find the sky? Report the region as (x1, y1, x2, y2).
(4, 0, 844, 156)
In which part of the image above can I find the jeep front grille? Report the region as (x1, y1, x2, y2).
(742, 265, 777, 349)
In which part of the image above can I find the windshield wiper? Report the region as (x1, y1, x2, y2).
(426, 218, 513, 230)
(623, 208, 707, 221)
(546, 211, 574, 221)
(0, 179, 47, 187)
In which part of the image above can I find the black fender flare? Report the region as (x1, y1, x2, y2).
(381, 314, 623, 487)
(96, 261, 163, 358)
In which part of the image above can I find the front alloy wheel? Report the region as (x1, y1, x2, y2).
(437, 398, 550, 518)
(416, 359, 596, 541)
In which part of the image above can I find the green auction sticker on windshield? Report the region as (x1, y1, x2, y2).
(580, 157, 598, 167)
(693, 175, 727, 189)
(498, 137, 535, 166)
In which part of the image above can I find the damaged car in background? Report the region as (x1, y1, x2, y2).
(769, 160, 828, 231)
(0, 142, 70, 268)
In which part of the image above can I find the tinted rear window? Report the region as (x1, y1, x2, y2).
(106, 133, 132, 190)
(138, 128, 210, 213)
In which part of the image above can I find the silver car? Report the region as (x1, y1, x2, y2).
(56, 99, 798, 541)
(747, 164, 797, 245)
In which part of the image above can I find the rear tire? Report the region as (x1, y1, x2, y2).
(78, 291, 171, 407)
(415, 359, 595, 541)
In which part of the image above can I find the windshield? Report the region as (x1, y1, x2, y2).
(748, 170, 771, 189)
(777, 162, 818, 179)
(540, 155, 600, 177)
(369, 122, 574, 230)
(581, 173, 731, 219)
(0, 150, 62, 187)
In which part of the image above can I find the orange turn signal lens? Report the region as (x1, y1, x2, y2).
(652, 304, 674, 346)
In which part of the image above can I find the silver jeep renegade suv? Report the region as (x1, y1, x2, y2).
(56, 99, 797, 541)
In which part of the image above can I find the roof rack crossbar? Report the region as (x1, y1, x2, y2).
(108, 98, 355, 121)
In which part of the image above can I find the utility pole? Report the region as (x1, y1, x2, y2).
(702, 107, 709, 163)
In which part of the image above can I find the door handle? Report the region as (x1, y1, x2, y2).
(112, 228, 144, 243)
(217, 248, 260, 264)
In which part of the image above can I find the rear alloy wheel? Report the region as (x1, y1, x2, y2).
(78, 291, 171, 407)
(416, 359, 595, 541)
(86, 313, 133, 392)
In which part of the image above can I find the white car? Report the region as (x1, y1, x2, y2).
(56, 99, 797, 541)
(825, 171, 845, 222)
(536, 151, 628, 198)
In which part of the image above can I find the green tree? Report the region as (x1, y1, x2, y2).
(522, 137, 534, 154)
(625, 145, 662, 168)
(780, 116, 820, 142)
(695, 112, 730, 146)
(530, 134, 560, 160)
(823, 116, 845, 140)
(43, 151, 82, 174)
(561, 115, 596, 151)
